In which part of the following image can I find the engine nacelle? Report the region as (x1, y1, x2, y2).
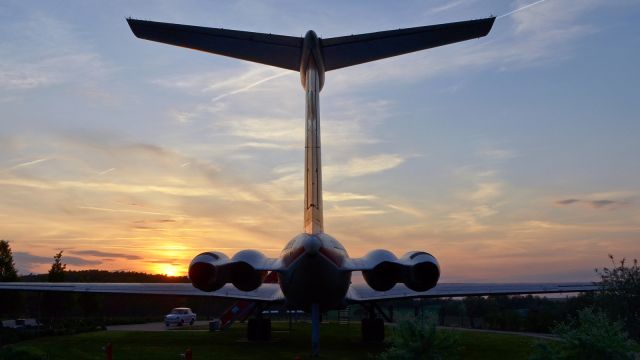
(188, 250, 269, 292)
(361, 250, 440, 292)
(362, 250, 402, 292)
(399, 251, 440, 292)
(188, 251, 230, 292)
(230, 250, 268, 292)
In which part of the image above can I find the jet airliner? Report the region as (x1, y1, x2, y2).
(0, 16, 597, 355)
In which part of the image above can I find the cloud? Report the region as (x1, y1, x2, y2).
(328, 0, 607, 92)
(155, 65, 298, 124)
(589, 200, 618, 208)
(70, 250, 142, 260)
(329, 205, 388, 217)
(447, 205, 498, 233)
(556, 198, 627, 209)
(468, 182, 503, 202)
(13, 251, 102, 274)
(477, 148, 516, 161)
(387, 203, 426, 218)
(77, 206, 184, 217)
(0, 13, 110, 91)
(98, 168, 115, 175)
(325, 154, 406, 180)
(427, 0, 475, 14)
(324, 192, 378, 202)
(556, 198, 580, 205)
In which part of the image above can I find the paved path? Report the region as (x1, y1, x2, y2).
(107, 321, 209, 332)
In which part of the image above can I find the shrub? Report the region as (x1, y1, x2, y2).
(378, 316, 460, 360)
(595, 255, 640, 340)
(530, 307, 637, 360)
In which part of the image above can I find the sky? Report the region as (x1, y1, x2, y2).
(0, 0, 638, 281)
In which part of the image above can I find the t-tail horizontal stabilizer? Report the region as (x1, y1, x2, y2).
(126, 17, 496, 71)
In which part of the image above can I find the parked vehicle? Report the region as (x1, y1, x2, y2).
(1, 318, 42, 329)
(164, 308, 196, 327)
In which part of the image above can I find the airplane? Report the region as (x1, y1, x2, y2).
(0, 16, 597, 356)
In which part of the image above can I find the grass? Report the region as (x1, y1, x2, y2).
(2, 322, 543, 360)
(454, 330, 541, 359)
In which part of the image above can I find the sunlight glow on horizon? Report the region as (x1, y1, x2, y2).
(154, 263, 183, 277)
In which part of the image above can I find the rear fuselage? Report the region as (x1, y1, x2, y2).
(278, 233, 351, 310)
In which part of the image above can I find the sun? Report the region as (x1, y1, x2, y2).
(155, 264, 182, 277)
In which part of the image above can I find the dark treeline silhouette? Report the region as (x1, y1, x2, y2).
(1, 289, 233, 324)
(350, 293, 596, 335)
(435, 293, 595, 333)
(19, 270, 189, 283)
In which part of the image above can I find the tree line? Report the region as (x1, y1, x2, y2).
(0, 240, 188, 283)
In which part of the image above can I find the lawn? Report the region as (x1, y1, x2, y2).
(2, 322, 543, 359)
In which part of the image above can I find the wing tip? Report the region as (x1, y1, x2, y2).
(478, 16, 497, 37)
(126, 17, 146, 39)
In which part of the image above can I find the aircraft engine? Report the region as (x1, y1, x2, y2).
(188, 251, 231, 292)
(361, 250, 402, 292)
(229, 250, 268, 291)
(188, 250, 269, 292)
(361, 250, 440, 292)
(399, 251, 440, 292)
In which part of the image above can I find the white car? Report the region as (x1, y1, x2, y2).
(164, 307, 196, 327)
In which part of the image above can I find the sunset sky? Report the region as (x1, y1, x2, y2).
(1, 0, 638, 281)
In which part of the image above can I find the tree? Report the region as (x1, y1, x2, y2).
(47, 250, 66, 282)
(0, 240, 18, 282)
(595, 255, 640, 339)
(531, 307, 637, 360)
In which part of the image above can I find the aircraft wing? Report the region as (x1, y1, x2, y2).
(346, 282, 598, 302)
(0, 282, 284, 302)
(0, 282, 596, 303)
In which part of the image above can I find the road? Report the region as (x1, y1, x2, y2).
(107, 321, 210, 332)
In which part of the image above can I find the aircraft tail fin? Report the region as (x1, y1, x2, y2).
(321, 17, 495, 71)
(127, 17, 495, 73)
(126, 18, 303, 71)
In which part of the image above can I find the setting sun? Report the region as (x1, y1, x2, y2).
(155, 264, 183, 277)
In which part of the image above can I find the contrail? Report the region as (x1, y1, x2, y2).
(211, 71, 290, 103)
(98, 167, 115, 175)
(498, 0, 548, 18)
(77, 205, 183, 217)
(11, 158, 48, 169)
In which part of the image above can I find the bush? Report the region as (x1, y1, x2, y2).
(595, 255, 640, 340)
(378, 316, 460, 360)
(530, 308, 637, 360)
